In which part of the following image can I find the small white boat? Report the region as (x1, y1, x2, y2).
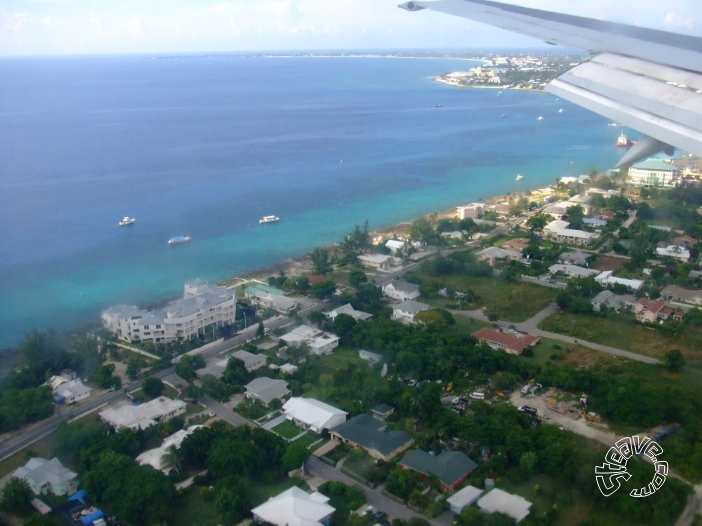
(537, 116, 544, 121)
(558, 108, 564, 113)
(168, 236, 191, 244)
(516, 174, 523, 181)
(259, 215, 280, 224)
(119, 216, 136, 226)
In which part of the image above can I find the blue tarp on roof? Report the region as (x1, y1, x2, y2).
(80, 510, 104, 525)
(67, 489, 87, 502)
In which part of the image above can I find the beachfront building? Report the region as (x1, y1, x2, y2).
(382, 280, 420, 302)
(457, 203, 485, 219)
(627, 158, 681, 188)
(101, 279, 236, 343)
(385, 239, 406, 255)
(14, 458, 79, 497)
(251, 487, 335, 526)
(280, 325, 339, 356)
(99, 397, 186, 430)
(282, 397, 347, 432)
(249, 292, 297, 314)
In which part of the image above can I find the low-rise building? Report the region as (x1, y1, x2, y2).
(245, 377, 290, 406)
(457, 203, 485, 219)
(558, 250, 591, 266)
(53, 379, 91, 404)
(544, 220, 596, 246)
(371, 403, 395, 421)
(477, 246, 521, 266)
(399, 450, 478, 492)
(385, 239, 406, 254)
(548, 264, 599, 278)
(101, 279, 236, 344)
(358, 254, 394, 270)
(14, 458, 79, 497)
(392, 300, 430, 324)
(633, 299, 683, 323)
(325, 303, 373, 322)
(502, 238, 531, 252)
(447, 485, 484, 514)
(656, 245, 691, 262)
(282, 397, 347, 432)
(660, 284, 702, 306)
(136, 425, 203, 473)
(252, 487, 335, 526)
(472, 327, 539, 355)
(330, 414, 414, 461)
(382, 280, 420, 301)
(591, 290, 636, 312)
(232, 350, 267, 371)
(595, 271, 644, 291)
(99, 397, 186, 430)
(248, 292, 297, 314)
(280, 325, 339, 355)
(477, 488, 532, 523)
(627, 158, 681, 188)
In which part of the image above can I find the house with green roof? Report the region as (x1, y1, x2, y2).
(399, 450, 478, 492)
(627, 158, 681, 188)
(330, 414, 414, 462)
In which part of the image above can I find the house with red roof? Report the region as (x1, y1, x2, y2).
(633, 298, 684, 323)
(472, 328, 539, 355)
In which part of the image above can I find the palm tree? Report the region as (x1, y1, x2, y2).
(160, 444, 181, 475)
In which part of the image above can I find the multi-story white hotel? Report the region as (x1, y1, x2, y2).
(101, 279, 236, 343)
(627, 158, 681, 188)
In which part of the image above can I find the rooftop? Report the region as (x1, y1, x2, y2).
(400, 450, 477, 489)
(331, 414, 413, 459)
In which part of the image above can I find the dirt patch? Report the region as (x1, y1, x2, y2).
(592, 256, 627, 272)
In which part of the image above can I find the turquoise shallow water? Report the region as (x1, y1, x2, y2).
(0, 54, 624, 348)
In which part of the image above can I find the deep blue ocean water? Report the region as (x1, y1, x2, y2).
(0, 54, 624, 349)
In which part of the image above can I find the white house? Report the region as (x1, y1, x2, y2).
(382, 280, 420, 301)
(280, 325, 339, 355)
(358, 254, 394, 270)
(101, 279, 236, 343)
(53, 379, 91, 404)
(282, 397, 347, 432)
(232, 350, 267, 372)
(544, 220, 596, 246)
(136, 425, 203, 473)
(385, 239, 406, 255)
(392, 300, 430, 324)
(457, 203, 485, 219)
(656, 245, 691, 262)
(478, 488, 532, 524)
(251, 487, 335, 526)
(548, 264, 599, 278)
(99, 397, 186, 430)
(325, 303, 373, 322)
(477, 246, 521, 266)
(248, 292, 297, 314)
(447, 485, 484, 514)
(14, 458, 79, 497)
(595, 271, 644, 291)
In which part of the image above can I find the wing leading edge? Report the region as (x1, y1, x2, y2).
(399, 0, 702, 165)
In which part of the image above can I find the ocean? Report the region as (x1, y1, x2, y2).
(0, 53, 623, 349)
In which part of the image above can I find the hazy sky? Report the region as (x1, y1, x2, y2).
(1, 0, 699, 56)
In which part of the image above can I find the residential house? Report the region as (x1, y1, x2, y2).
(583, 217, 607, 228)
(280, 325, 339, 355)
(99, 397, 186, 430)
(245, 377, 290, 406)
(251, 487, 335, 526)
(14, 458, 79, 497)
(558, 251, 591, 266)
(544, 220, 596, 246)
(53, 379, 91, 404)
(399, 450, 478, 492)
(330, 414, 414, 461)
(591, 290, 636, 312)
(232, 350, 267, 372)
(282, 397, 347, 432)
(101, 279, 236, 343)
(248, 292, 297, 314)
(595, 271, 644, 291)
(447, 485, 484, 514)
(478, 488, 533, 524)
(660, 284, 702, 306)
(385, 239, 406, 255)
(542, 201, 571, 220)
(472, 327, 539, 355)
(477, 246, 521, 266)
(325, 303, 372, 322)
(382, 280, 420, 302)
(136, 425, 203, 473)
(567, 194, 593, 215)
(634, 299, 681, 323)
(627, 158, 681, 188)
(502, 238, 531, 252)
(358, 254, 393, 270)
(371, 404, 395, 421)
(656, 245, 691, 262)
(548, 264, 599, 278)
(392, 300, 430, 324)
(196, 357, 229, 379)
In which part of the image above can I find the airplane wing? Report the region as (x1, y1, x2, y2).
(399, 0, 702, 166)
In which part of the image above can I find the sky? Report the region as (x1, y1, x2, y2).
(0, 0, 700, 56)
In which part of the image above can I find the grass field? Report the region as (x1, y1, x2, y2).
(272, 420, 306, 439)
(424, 276, 559, 322)
(538, 311, 702, 366)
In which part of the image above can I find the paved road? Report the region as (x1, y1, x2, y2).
(452, 304, 659, 364)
